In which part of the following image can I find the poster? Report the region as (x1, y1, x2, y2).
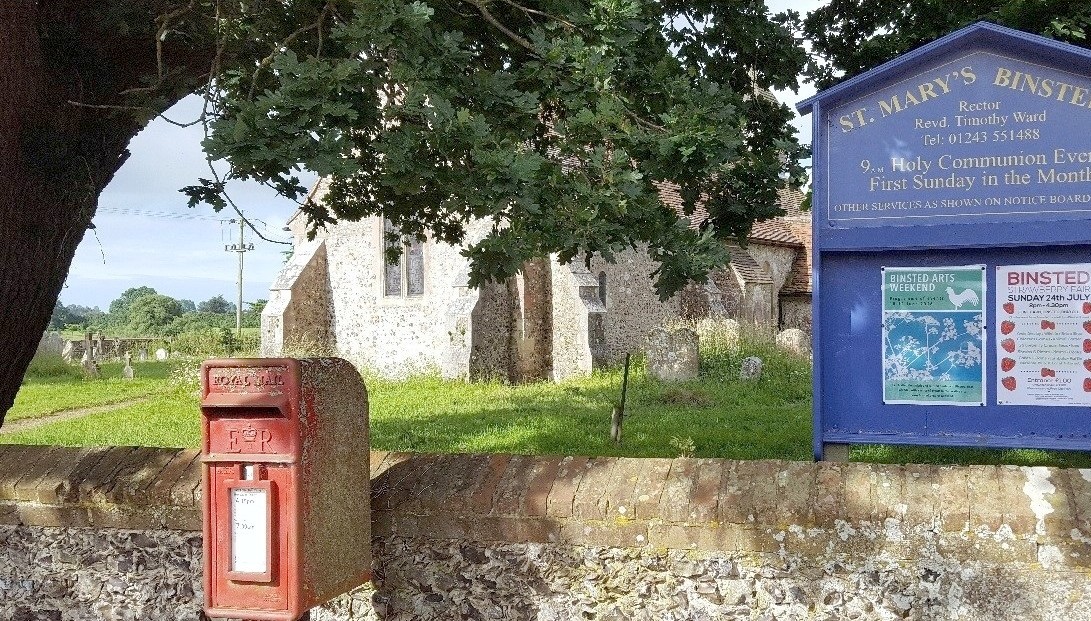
(996, 263, 1091, 406)
(882, 266, 986, 405)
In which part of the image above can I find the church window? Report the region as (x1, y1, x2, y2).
(383, 218, 425, 297)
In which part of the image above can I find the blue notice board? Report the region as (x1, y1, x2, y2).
(798, 22, 1091, 459)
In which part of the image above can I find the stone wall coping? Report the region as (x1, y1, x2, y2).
(2, 445, 1089, 567)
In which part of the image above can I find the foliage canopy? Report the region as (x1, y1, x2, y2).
(804, 0, 1091, 89)
(179, 0, 809, 299)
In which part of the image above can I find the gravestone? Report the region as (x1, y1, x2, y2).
(122, 353, 135, 380)
(645, 327, 699, 381)
(139, 348, 148, 362)
(61, 340, 77, 362)
(35, 332, 64, 358)
(155, 348, 169, 361)
(739, 356, 763, 381)
(775, 328, 810, 357)
(81, 354, 100, 379)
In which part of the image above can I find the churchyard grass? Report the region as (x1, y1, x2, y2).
(8, 361, 179, 423)
(5, 337, 1091, 467)
(2, 393, 201, 447)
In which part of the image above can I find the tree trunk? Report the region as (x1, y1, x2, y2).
(0, 1, 206, 424)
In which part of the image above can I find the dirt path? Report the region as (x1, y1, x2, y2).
(1, 397, 153, 435)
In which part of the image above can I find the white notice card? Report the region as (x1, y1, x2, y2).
(231, 487, 268, 574)
(996, 263, 1091, 406)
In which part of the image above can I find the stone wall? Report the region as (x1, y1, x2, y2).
(265, 216, 501, 378)
(780, 294, 813, 333)
(746, 244, 797, 302)
(0, 445, 203, 620)
(268, 200, 810, 381)
(4, 444, 1091, 620)
(550, 262, 606, 381)
(585, 248, 686, 365)
(262, 239, 337, 356)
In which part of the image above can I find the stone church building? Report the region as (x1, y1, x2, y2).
(261, 179, 811, 381)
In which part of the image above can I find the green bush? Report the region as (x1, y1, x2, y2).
(24, 354, 81, 381)
(169, 329, 259, 358)
(169, 329, 223, 357)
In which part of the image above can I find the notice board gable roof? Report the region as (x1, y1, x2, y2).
(797, 22, 1091, 115)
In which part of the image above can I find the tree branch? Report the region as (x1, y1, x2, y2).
(66, 100, 206, 127)
(248, 2, 334, 100)
(120, 0, 198, 96)
(202, 158, 293, 246)
(465, 0, 539, 55)
(497, 0, 582, 33)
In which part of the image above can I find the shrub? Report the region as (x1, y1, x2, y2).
(170, 329, 260, 358)
(24, 354, 82, 381)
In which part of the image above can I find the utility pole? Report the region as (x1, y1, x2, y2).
(225, 218, 255, 340)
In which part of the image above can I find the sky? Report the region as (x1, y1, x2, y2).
(64, 95, 314, 310)
(62, 0, 824, 311)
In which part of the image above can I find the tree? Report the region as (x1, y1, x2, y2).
(167, 310, 235, 335)
(47, 300, 78, 331)
(803, 1, 1091, 89)
(243, 299, 268, 329)
(1, 1, 807, 425)
(106, 286, 160, 326)
(177, 298, 197, 314)
(128, 294, 184, 334)
(48, 301, 105, 331)
(198, 295, 236, 315)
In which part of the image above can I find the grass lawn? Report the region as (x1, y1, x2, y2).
(8, 361, 180, 423)
(1, 392, 202, 448)
(5, 339, 1091, 468)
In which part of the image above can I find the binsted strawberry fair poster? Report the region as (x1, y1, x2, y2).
(882, 266, 986, 405)
(996, 263, 1091, 406)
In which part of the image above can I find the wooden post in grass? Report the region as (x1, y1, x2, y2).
(611, 353, 631, 444)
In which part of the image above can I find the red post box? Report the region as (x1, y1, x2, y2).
(201, 358, 371, 621)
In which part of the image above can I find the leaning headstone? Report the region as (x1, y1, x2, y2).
(739, 356, 763, 381)
(775, 328, 811, 357)
(35, 331, 64, 358)
(122, 353, 135, 380)
(81, 355, 100, 379)
(61, 340, 76, 362)
(155, 348, 169, 361)
(645, 327, 699, 381)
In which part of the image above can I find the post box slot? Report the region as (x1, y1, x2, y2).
(203, 406, 284, 419)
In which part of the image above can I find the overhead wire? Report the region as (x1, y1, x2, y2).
(95, 206, 292, 244)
